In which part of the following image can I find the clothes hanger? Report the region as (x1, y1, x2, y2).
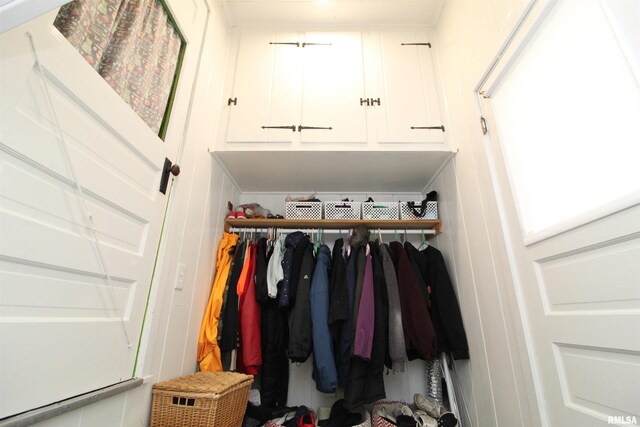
(418, 230, 429, 250)
(378, 228, 383, 244)
(313, 228, 323, 255)
(343, 228, 352, 258)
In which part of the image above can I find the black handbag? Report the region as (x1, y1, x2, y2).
(406, 191, 437, 218)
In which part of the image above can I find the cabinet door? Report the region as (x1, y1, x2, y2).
(375, 31, 445, 144)
(268, 31, 303, 143)
(300, 32, 368, 144)
(226, 31, 301, 143)
(226, 30, 273, 143)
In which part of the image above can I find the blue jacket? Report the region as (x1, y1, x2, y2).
(310, 245, 338, 393)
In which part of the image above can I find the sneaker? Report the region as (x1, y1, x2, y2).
(414, 394, 458, 427)
(226, 211, 236, 219)
(235, 210, 246, 219)
(414, 410, 437, 427)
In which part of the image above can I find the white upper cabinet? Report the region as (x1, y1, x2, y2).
(221, 28, 446, 148)
(300, 32, 368, 144)
(369, 31, 445, 144)
(225, 30, 302, 143)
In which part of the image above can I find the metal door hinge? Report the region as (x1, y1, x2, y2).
(228, 97, 237, 106)
(480, 117, 488, 135)
(401, 42, 432, 48)
(411, 125, 445, 132)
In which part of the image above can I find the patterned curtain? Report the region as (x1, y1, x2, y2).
(54, 0, 183, 135)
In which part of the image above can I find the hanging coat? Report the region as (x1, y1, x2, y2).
(288, 235, 311, 307)
(255, 237, 270, 303)
(350, 246, 367, 351)
(258, 237, 289, 409)
(310, 245, 338, 393)
(219, 239, 247, 354)
(353, 247, 374, 360)
(328, 238, 348, 379)
(344, 243, 387, 409)
(288, 244, 315, 362)
(380, 243, 408, 372)
(279, 231, 306, 308)
(338, 246, 357, 387)
(198, 232, 239, 372)
(390, 241, 437, 360)
(239, 243, 261, 375)
(267, 234, 285, 298)
(405, 243, 470, 359)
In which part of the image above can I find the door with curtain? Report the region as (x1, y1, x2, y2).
(477, 0, 640, 425)
(0, 0, 205, 418)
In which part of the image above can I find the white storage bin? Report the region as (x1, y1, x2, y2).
(325, 201, 361, 220)
(400, 201, 438, 220)
(285, 201, 323, 219)
(362, 202, 399, 220)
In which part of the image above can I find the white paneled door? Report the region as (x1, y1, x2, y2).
(479, 0, 640, 425)
(0, 13, 175, 418)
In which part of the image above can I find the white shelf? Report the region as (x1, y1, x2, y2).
(211, 149, 456, 193)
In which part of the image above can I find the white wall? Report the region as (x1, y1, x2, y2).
(30, 1, 238, 426)
(431, 1, 542, 426)
(22, 1, 548, 425)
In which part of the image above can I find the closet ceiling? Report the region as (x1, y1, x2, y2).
(221, 0, 445, 26)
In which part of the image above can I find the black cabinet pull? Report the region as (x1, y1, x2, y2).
(301, 42, 332, 47)
(298, 125, 333, 131)
(370, 98, 381, 106)
(411, 125, 445, 132)
(360, 98, 370, 106)
(228, 97, 237, 106)
(269, 42, 300, 47)
(401, 42, 432, 48)
(261, 125, 297, 132)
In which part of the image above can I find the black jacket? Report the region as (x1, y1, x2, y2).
(328, 239, 348, 383)
(256, 238, 289, 409)
(219, 240, 246, 353)
(288, 244, 315, 362)
(405, 243, 469, 359)
(255, 238, 270, 304)
(338, 247, 357, 388)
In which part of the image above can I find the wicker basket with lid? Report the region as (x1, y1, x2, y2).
(150, 371, 253, 427)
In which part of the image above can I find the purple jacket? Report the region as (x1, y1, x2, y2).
(353, 248, 374, 360)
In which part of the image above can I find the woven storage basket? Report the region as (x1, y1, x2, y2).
(400, 201, 438, 220)
(150, 371, 253, 427)
(285, 201, 323, 219)
(362, 202, 399, 220)
(325, 201, 361, 220)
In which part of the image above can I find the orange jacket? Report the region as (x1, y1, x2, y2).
(197, 233, 239, 372)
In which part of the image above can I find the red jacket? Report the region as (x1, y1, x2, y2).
(238, 243, 261, 375)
